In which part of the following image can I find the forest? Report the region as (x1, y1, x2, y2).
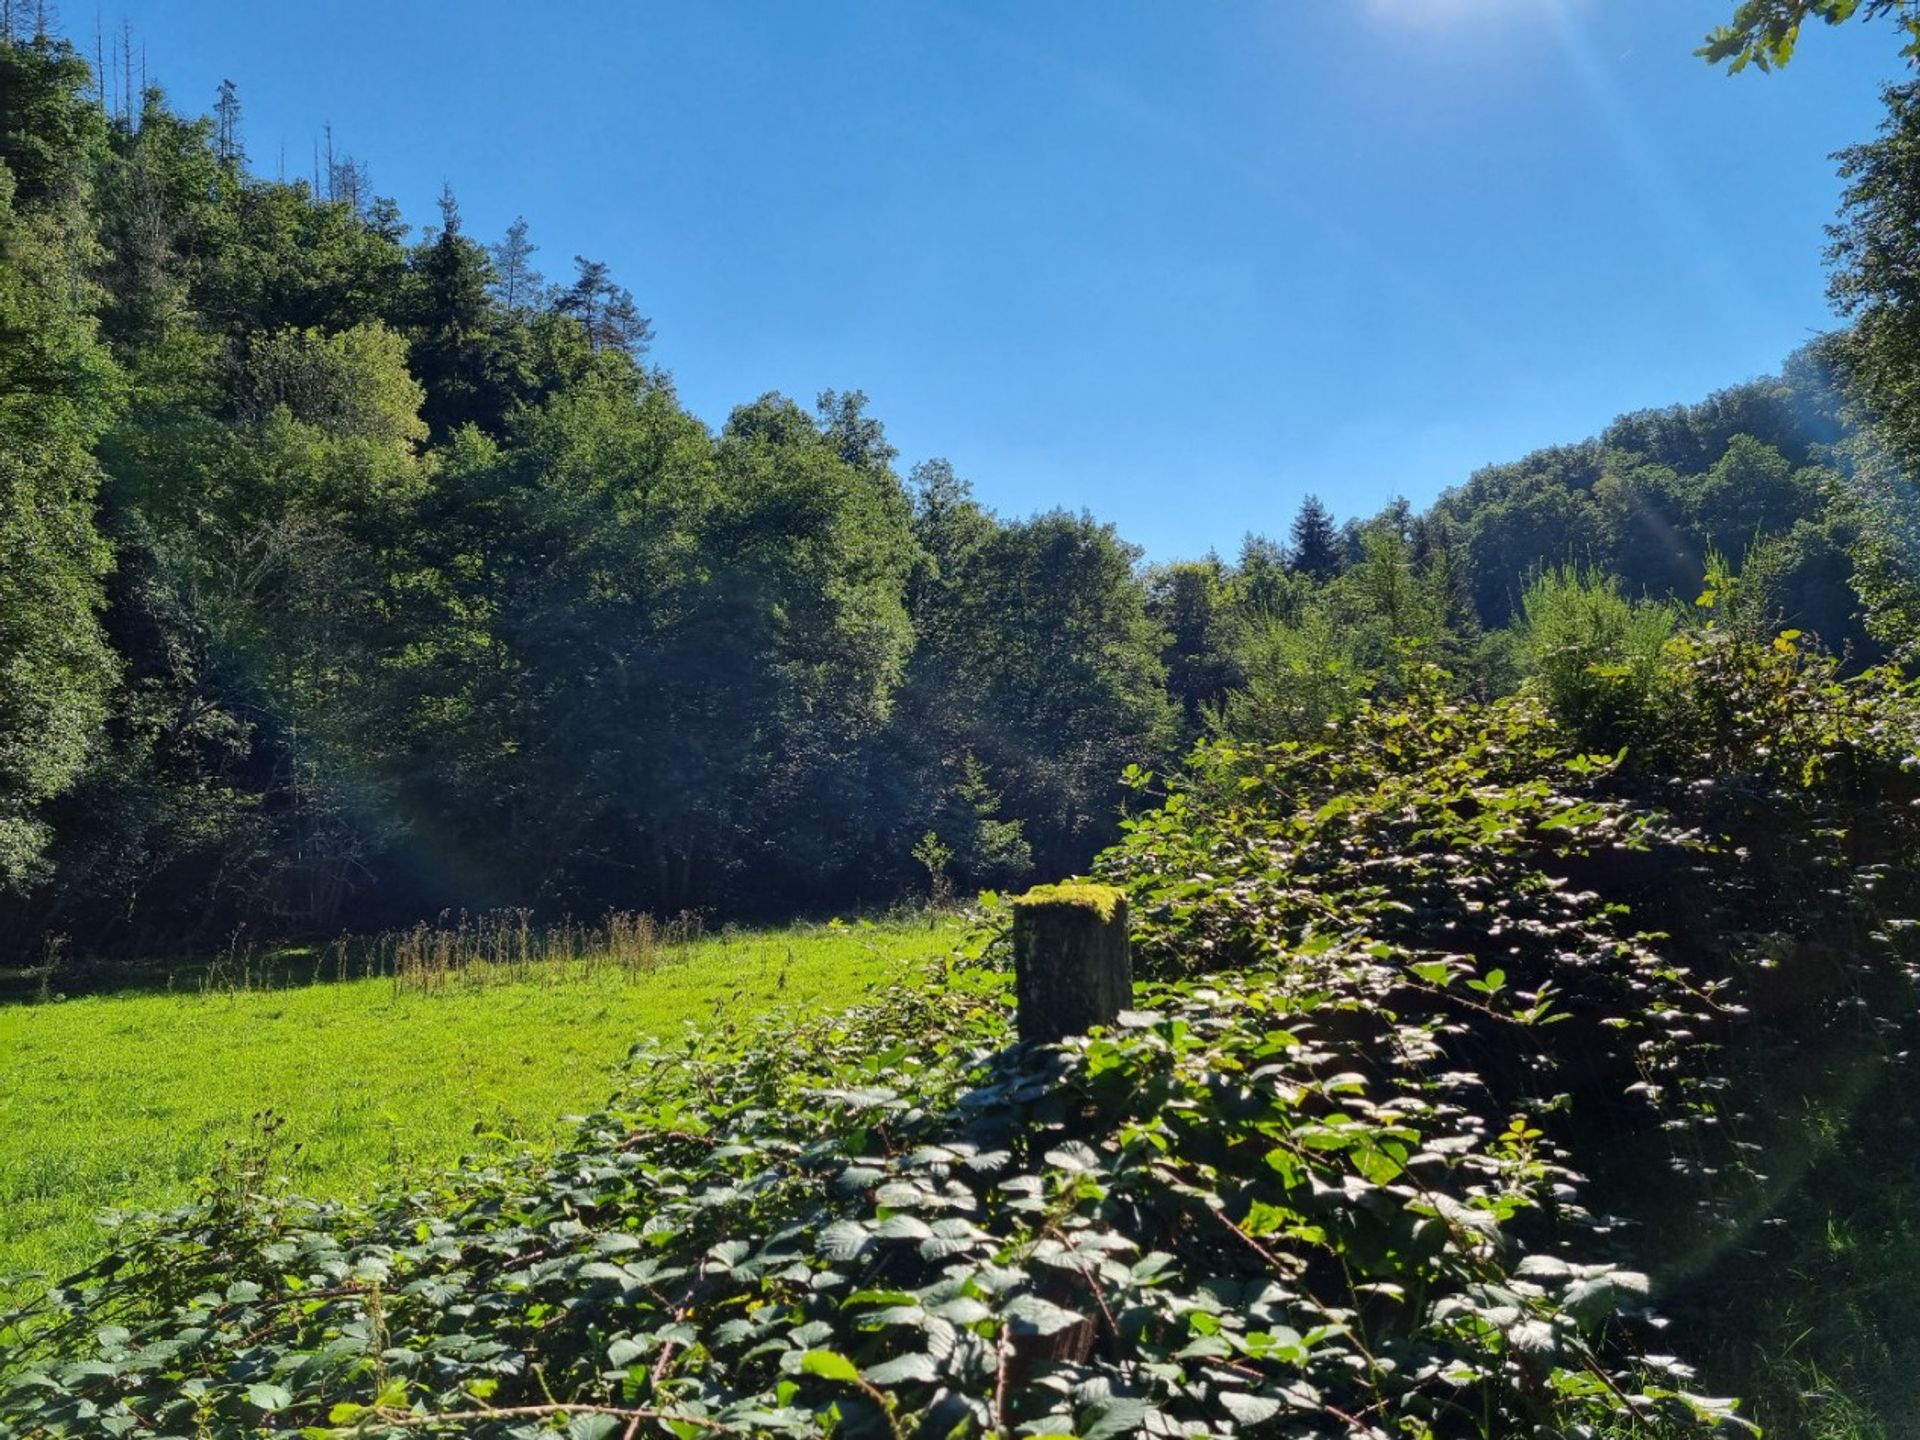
(2, 9, 1913, 963)
(9, 2, 1920, 1438)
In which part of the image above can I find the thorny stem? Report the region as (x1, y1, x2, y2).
(993, 1323, 1014, 1437)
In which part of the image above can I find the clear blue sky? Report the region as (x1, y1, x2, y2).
(112, 0, 1907, 559)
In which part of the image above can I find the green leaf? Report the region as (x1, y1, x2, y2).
(1506, 1318, 1558, 1354)
(874, 1213, 933, 1241)
(1002, 1293, 1086, 1336)
(1080, 1396, 1156, 1438)
(799, 1350, 863, 1385)
(863, 1352, 939, 1385)
(1044, 1141, 1101, 1172)
(818, 1220, 871, 1260)
(1218, 1391, 1285, 1425)
(1564, 1268, 1650, 1323)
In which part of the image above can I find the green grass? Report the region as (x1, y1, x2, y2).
(0, 919, 958, 1284)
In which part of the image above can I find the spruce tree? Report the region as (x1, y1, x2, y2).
(1289, 493, 1342, 582)
(406, 184, 506, 437)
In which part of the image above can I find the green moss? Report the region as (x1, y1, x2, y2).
(1011, 881, 1126, 923)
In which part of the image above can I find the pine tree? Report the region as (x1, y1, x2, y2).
(488, 215, 543, 311)
(1288, 494, 1342, 582)
(555, 255, 651, 355)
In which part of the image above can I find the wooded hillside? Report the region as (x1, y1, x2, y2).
(2, 23, 1907, 962)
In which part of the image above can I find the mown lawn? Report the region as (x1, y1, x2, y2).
(0, 919, 957, 1284)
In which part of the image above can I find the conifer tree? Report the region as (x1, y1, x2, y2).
(1288, 493, 1342, 582)
(214, 78, 242, 168)
(407, 184, 506, 437)
(555, 255, 651, 355)
(488, 215, 543, 311)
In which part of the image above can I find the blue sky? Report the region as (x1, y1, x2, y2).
(115, 1, 1906, 558)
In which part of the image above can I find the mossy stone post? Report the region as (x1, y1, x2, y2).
(1010, 882, 1132, 1044)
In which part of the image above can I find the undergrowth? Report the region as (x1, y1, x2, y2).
(0, 945, 1733, 1438)
(4, 630, 1918, 1437)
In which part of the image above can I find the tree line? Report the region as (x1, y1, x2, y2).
(0, 23, 1913, 960)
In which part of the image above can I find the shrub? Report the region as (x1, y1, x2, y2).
(0, 940, 1732, 1438)
(1105, 634, 1920, 1436)
(7, 633, 1915, 1440)
(1208, 610, 1367, 744)
(1517, 566, 1677, 750)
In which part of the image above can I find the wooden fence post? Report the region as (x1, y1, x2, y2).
(1010, 882, 1131, 1044)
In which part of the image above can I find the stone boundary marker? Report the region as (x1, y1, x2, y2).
(1010, 882, 1132, 1044)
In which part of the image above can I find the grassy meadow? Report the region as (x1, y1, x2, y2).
(0, 918, 958, 1284)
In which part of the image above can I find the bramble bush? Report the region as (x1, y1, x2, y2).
(4, 630, 1916, 1438)
(1107, 628, 1920, 1113)
(0, 947, 1733, 1439)
(1104, 627, 1920, 1434)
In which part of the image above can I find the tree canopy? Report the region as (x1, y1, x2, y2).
(1700, 0, 1920, 70)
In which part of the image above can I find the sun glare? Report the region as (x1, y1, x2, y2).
(1360, 0, 1575, 32)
